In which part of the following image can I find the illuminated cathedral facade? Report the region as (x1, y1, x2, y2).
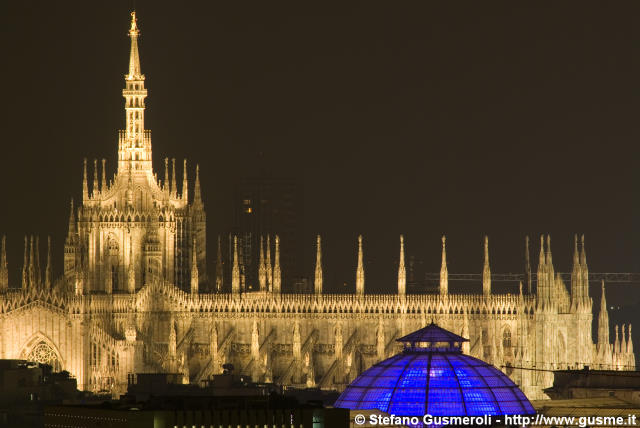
(0, 13, 633, 401)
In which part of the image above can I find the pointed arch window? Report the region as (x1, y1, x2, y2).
(136, 189, 143, 209)
(91, 342, 98, 367)
(503, 328, 512, 349)
(111, 351, 119, 369)
(27, 342, 61, 372)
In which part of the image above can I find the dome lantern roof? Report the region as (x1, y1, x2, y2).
(397, 322, 469, 353)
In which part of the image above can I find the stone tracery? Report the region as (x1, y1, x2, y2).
(26, 342, 61, 371)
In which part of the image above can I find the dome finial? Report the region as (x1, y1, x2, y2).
(397, 322, 469, 352)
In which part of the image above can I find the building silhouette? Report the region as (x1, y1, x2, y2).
(231, 176, 302, 293)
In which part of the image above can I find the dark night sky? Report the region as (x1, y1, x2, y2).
(0, 2, 638, 322)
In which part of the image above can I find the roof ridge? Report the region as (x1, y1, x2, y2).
(397, 322, 469, 345)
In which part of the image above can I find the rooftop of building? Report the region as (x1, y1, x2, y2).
(532, 397, 640, 424)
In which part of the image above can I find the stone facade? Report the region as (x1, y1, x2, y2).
(0, 12, 633, 401)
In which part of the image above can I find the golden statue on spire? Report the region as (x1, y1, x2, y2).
(129, 11, 139, 37)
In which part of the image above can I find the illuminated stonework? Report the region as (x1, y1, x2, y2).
(27, 342, 61, 372)
(0, 12, 633, 401)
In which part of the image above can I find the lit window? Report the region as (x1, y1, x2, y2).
(243, 199, 252, 213)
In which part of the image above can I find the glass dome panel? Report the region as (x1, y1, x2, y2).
(334, 324, 536, 419)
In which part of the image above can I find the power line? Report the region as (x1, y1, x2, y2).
(424, 273, 640, 284)
(503, 365, 640, 375)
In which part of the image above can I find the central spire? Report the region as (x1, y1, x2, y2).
(127, 11, 142, 80)
(119, 11, 151, 174)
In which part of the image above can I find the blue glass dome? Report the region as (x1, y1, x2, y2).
(334, 323, 535, 417)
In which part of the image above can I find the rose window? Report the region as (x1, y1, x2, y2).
(26, 342, 61, 371)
